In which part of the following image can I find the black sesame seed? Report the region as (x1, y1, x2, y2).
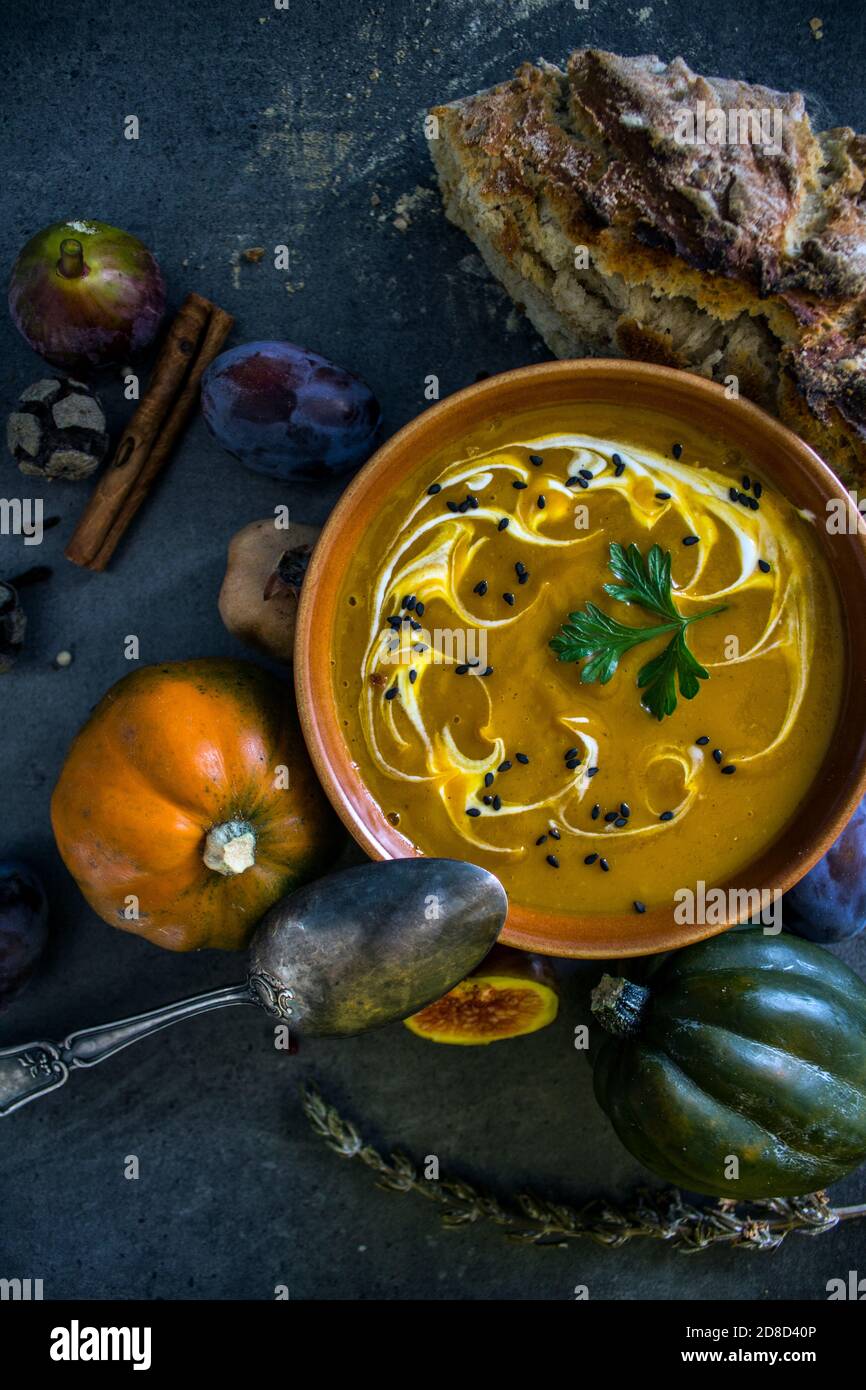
(516, 753, 530, 764)
(614, 817, 628, 828)
(410, 619, 421, 630)
(387, 615, 402, 630)
(634, 900, 647, 913)
(385, 687, 399, 700)
(682, 535, 700, 546)
(758, 559, 771, 574)
(655, 491, 672, 501)
(584, 853, 598, 865)
(455, 664, 469, 676)
(536, 834, 548, 845)
(712, 748, 723, 764)
(605, 810, 618, 823)
(546, 854, 560, 869)
(415, 601, 425, 617)
(672, 443, 683, 460)
(427, 483, 442, 495)
(498, 517, 510, 532)
(512, 480, 528, 490)
(587, 766, 599, 777)
(549, 827, 561, 840)
(612, 452, 624, 469)
(721, 764, 737, 775)
(742, 475, 751, 491)
(473, 579, 488, 596)
(482, 666, 494, 676)
(566, 757, 581, 770)
(578, 477, 589, 489)
(728, 487, 740, 503)
(614, 460, 626, 478)
(591, 804, 600, 820)
(529, 453, 544, 466)
(537, 495, 546, 509)
(696, 735, 710, 746)
(447, 501, 460, 513)
(599, 858, 610, 872)
(747, 496, 759, 511)
(659, 810, 674, 822)
(402, 595, 414, 610)
(498, 761, 512, 773)
(579, 468, 593, 480)
(518, 571, 530, 584)
(565, 747, 578, 759)
(492, 795, 502, 811)
(466, 807, 481, 817)
(409, 669, 417, 684)
(503, 592, 515, 606)
(753, 481, 763, 499)
(483, 795, 492, 806)
(457, 499, 471, 513)
(468, 495, 479, 509)
(620, 802, 630, 818)
(566, 476, 580, 487)
(515, 561, 526, 576)
(484, 772, 494, 787)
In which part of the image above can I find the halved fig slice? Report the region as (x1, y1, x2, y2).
(404, 945, 558, 1044)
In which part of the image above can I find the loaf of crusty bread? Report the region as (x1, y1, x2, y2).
(428, 50, 866, 488)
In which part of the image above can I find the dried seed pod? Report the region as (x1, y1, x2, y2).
(7, 377, 109, 480)
(0, 582, 26, 673)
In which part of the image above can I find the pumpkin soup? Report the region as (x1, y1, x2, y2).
(332, 403, 844, 917)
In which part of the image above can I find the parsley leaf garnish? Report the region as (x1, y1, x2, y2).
(550, 542, 727, 720)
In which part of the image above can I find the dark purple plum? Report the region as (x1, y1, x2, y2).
(201, 341, 382, 480)
(783, 796, 866, 942)
(0, 861, 49, 1008)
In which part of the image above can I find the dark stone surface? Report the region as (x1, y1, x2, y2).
(2, 0, 865, 1301)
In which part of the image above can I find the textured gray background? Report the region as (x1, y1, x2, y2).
(2, 0, 865, 1301)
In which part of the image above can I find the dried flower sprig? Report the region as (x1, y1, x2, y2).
(301, 1084, 866, 1254)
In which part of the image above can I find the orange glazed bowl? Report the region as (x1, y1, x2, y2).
(295, 360, 866, 958)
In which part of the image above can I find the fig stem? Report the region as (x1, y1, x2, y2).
(57, 237, 86, 279)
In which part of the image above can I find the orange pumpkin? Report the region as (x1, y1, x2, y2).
(51, 658, 343, 951)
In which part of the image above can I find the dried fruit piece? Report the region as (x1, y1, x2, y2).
(218, 518, 321, 663)
(404, 944, 558, 1044)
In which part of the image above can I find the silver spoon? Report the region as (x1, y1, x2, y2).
(0, 858, 507, 1116)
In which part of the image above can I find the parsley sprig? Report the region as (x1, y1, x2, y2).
(550, 542, 727, 720)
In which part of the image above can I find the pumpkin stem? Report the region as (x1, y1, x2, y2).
(203, 820, 257, 877)
(590, 974, 650, 1037)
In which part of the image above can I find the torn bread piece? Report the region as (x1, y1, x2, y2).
(429, 50, 866, 489)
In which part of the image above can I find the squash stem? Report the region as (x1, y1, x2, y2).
(203, 820, 257, 877)
(590, 974, 650, 1037)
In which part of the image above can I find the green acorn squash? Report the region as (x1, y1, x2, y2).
(590, 928, 866, 1198)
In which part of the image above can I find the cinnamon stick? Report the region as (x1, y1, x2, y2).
(65, 293, 234, 571)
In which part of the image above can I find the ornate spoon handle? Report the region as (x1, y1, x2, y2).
(0, 982, 252, 1116)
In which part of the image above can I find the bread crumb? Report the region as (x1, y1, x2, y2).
(810, 17, 824, 38)
(242, 247, 265, 263)
(393, 215, 409, 232)
(54, 650, 73, 668)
